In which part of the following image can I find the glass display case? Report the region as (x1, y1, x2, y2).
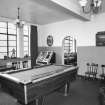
(96, 31, 105, 46)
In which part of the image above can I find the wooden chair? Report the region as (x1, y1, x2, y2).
(85, 63, 98, 80)
(92, 64, 98, 79)
(100, 65, 105, 80)
(85, 63, 91, 79)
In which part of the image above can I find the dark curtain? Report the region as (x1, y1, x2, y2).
(30, 25, 38, 68)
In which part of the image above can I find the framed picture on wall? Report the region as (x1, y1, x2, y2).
(47, 35, 53, 46)
(96, 31, 105, 46)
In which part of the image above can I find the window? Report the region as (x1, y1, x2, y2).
(23, 25, 30, 57)
(0, 22, 17, 59)
(8, 23, 17, 57)
(0, 22, 30, 59)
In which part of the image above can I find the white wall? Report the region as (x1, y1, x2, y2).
(77, 46, 105, 78)
(38, 13, 105, 47)
(38, 13, 105, 77)
(38, 19, 82, 47)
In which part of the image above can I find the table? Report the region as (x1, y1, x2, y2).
(0, 65, 78, 105)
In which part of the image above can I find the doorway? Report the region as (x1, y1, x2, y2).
(63, 36, 77, 65)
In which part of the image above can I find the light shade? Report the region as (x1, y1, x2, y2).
(79, 0, 88, 7)
(79, 0, 102, 14)
(94, 0, 102, 7)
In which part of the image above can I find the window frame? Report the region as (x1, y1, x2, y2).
(23, 25, 30, 56)
(0, 22, 17, 59)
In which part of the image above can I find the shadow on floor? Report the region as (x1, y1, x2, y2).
(0, 79, 100, 105)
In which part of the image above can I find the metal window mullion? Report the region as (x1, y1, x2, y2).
(0, 40, 7, 41)
(7, 22, 8, 56)
(8, 46, 16, 47)
(8, 40, 16, 41)
(28, 26, 29, 55)
(16, 25, 17, 57)
(0, 46, 7, 47)
(0, 52, 7, 53)
(8, 33, 17, 36)
(0, 33, 7, 35)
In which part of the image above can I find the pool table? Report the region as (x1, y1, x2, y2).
(0, 65, 78, 105)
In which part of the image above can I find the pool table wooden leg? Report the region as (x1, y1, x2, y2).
(58, 80, 70, 96)
(36, 97, 44, 105)
(28, 96, 44, 105)
(17, 96, 44, 105)
(64, 81, 70, 96)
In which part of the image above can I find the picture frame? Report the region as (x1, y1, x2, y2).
(47, 35, 53, 46)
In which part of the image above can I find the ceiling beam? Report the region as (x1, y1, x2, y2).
(50, 0, 91, 21)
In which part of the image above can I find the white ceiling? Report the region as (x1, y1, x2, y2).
(0, 0, 104, 25)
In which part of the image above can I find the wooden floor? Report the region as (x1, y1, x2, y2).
(0, 78, 100, 105)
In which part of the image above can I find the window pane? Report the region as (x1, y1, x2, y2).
(0, 22, 7, 28)
(8, 35, 16, 40)
(24, 51, 28, 56)
(24, 30, 28, 35)
(9, 47, 16, 51)
(24, 37, 28, 41)
(8, 29, 16, 34)
(0, 41, 7, 46)
(0, 28, 7, 33)
(0, 53, 7, 59)
(24, 42, 28, 46)
(23, 25, 28, 30)
(23, 25, 29, 35)
(23, 24, 30, 56)
(8, 23, 16, 29)
(64, 40, 69, 43)
(0, 22, 17, 59)
(8, 47, 16, 57)
(0, 47, 7, 52)
(9, 41, 16, 46)
(24, 47, 28, 51)
(0, 34, 7, 40)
